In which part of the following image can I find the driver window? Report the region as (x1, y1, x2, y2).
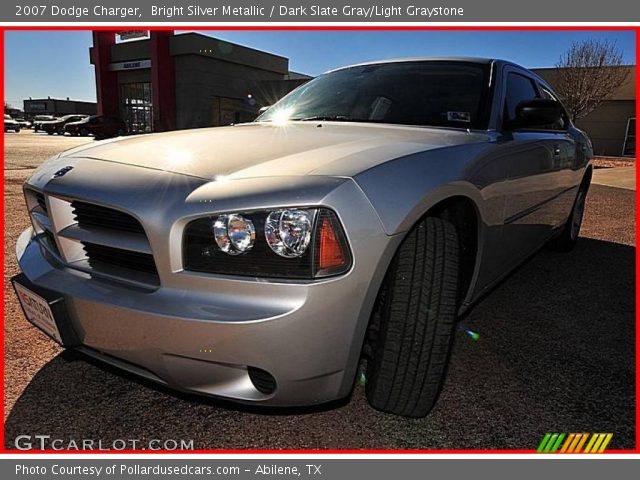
(539, 86, 568, 130)
(503, 72, 540, 127)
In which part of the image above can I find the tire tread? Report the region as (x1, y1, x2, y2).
(366, 216, 459, 417)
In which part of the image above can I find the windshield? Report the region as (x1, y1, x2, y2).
(257, 61, 491, 130)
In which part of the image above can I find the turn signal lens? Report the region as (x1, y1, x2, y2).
(319, 217, 346, 270)
(213, 214, 255, 255)
(314, 210, 351, 277)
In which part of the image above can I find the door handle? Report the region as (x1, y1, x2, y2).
(553, 146, 561, 156)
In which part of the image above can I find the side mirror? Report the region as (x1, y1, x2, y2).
(511, 99, 564, 130)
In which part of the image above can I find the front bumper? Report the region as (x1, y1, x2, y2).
(15, 176, 399, 407)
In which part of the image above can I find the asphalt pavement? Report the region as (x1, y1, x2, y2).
(3, 131, 635, 450)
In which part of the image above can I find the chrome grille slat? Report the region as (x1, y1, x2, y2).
(71, 200, 146, 235)
(82, 241, 159, 279)
(58, 224, 152, 255)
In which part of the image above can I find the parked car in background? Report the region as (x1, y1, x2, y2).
(13, 58, 593, 417)
(33, 115, 58, 132)
(17, 118, 32, 129)
(41, 115, 89, 135)
(64, 115, 127, 139)
(4, 114, 21, 133)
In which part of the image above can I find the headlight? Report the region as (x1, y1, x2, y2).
(265, 209, 313, 258)
(183, 208, 351, 279)
(213, 214, 255, 255)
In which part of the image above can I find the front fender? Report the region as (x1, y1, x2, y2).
(353, 143, 499, 235)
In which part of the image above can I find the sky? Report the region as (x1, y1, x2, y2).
(3, 30, 636, 108)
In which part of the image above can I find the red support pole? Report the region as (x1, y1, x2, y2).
(150, 31, 176, 132)
(92, 31, 119, 117)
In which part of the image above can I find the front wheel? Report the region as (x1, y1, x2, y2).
(365, 216, 459, 418)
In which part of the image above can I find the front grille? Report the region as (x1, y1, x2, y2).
(35, 192, 47, 213)
(42, 229, 60, 255)
(71, 201, 145, 235)
(82, 241, 159, 278)
(28, 192, 159, 287)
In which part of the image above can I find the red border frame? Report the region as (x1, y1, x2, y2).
(0, 24, 638, 455)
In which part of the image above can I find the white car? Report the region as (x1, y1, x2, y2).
(4, 114, 21, 133)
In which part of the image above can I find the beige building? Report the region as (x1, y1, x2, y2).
(533, 66, 635, 157)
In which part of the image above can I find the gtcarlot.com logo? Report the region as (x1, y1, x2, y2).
(14, 435, 195, 451)
(537, 433, 613, 453)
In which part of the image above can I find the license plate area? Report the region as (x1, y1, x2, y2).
(11, 273, 79, 347)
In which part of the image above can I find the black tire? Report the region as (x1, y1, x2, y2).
(47, 130, 53, 135)
(550, 178, 590, 252)
(79, 128, 89, 136)
(365, 216, 459, 418)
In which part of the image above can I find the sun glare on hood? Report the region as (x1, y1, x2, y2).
(162, 148, 194, 171)
(271, 107, 295, 126)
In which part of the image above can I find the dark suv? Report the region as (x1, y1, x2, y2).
(41, 115, 88, 135)
(64, 115, 127, 140)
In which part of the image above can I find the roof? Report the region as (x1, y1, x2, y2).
(326, 56, 502, 73)
(532, 65, 635, 101)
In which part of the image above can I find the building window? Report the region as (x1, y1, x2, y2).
(622, 117, 635, 157)
(120, 83, 153, 133)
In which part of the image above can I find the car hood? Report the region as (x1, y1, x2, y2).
(60, 122, 488, 180)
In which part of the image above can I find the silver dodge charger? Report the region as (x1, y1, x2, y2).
(13, 58, 592, 417)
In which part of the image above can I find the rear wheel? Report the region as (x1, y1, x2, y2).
(550, 179, 590, 252)
(365, 216, 459, 418)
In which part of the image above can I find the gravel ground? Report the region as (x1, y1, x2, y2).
(3, 131, 635, 450)
(592, 156, 635, 169)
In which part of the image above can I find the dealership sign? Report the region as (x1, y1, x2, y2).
(117, 30, 150, 41)
(108, 59, 152, 71)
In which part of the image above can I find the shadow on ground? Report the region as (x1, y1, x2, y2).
(4, 237, 635, 450)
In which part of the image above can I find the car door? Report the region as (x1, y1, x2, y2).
(90, 116, 103, 135)
(496, 67, 577, 267)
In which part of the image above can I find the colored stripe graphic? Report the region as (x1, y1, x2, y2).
(537, 433, 613, 453)
(574, 433, 589, 452)
(537, 433, 552, 453)
(559, 433, 576, 453)
(583, 433, 598, 453)
(549, 433, 566, 453)
(596, 433, 613, 453)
